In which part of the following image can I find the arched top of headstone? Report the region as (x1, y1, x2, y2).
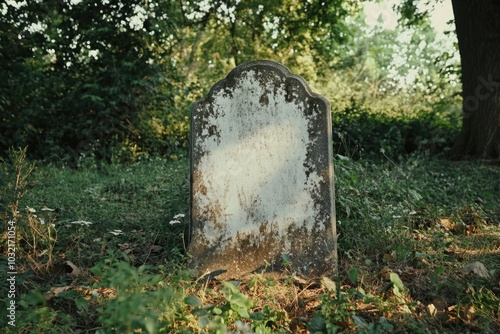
(194, 59, 330, 114)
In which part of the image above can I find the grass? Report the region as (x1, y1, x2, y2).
(1, 149, 499, 333)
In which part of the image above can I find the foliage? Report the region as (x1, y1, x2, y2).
(1, 0, 462, 162)
(186, 281, 287, 333)
(0, 0, 184, 162)
(177, 0, 360, 83)
(1, 2, 498, 331)
(331, 98, 461, 159)
(323, 9, 460, 100)
(1, 289, 72, 334)
(90, 254, 188, 333)
(311, 283, 396, 334)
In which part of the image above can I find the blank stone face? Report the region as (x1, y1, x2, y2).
(189, 60, 336, 279)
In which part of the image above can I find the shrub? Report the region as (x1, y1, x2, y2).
(332, 98, 461, 159)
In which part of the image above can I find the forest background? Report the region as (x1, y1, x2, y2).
(0, 0, 464, 163)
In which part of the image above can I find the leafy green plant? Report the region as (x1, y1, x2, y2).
(187, 282, 253, 333)
(2, 289, 72, 334)
(311, 272, 411, 333)
(90, 253, 187, 333)
(187, 281, 286, 334)
(351, 316, 394, 334)
(458, 284, 500, 332)
(388, 273, 409, 305)
(311, 276, 363, 332)
(331, 99, 460, 160)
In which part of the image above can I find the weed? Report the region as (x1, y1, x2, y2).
(187, 281, 287, 333)
(4, 289, 71, 334)
(1, 147, 35, 221)
(90, 251, 188, 333)
(0, 147, 57, 273)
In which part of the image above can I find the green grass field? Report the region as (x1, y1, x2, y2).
(1, 149, 499, 333)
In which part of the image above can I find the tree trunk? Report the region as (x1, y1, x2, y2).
(451, 0, 500, 159)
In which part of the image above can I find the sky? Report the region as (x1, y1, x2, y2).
(364, 0, 455, 34)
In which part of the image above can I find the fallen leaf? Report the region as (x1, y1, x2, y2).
(51, 286, 72, 295)
(458, 305, 477, 322)
(466, 224, 478, 235)
(321, 276, 336, 292)
(438, 218, 455, 230)
(427, 303, 437, 316)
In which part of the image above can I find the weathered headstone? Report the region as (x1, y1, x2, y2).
(189, 60, 336, 279)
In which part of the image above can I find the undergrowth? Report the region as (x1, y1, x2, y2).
(1, 151, 499, 333)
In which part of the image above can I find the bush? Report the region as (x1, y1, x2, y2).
(332, 98, 461, 159)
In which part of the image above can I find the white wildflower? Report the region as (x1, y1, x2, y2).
(169, 220, 181, 225)
(71, 220, 93, 226)
(88, 49, 99, 60)
(110, 229, 123, 235)
(42, 207, 55, 212)
(173, 213, 185, 220)
(26, 206, 36, 213)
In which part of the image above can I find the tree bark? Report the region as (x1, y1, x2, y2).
(451, 0, 500, 159)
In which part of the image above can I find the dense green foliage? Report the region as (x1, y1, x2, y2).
(332, 99, 461, 159)
(1, 0, 461, 163)
(1, 0, 184, 161)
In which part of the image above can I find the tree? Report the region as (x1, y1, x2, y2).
(451, 0, 500, 159)
(1, 0, 465, 161)
(177, 0, 360, 89)
(0, 0, 183, 161)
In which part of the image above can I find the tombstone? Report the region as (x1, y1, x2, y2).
(189, 60, 336, 280)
